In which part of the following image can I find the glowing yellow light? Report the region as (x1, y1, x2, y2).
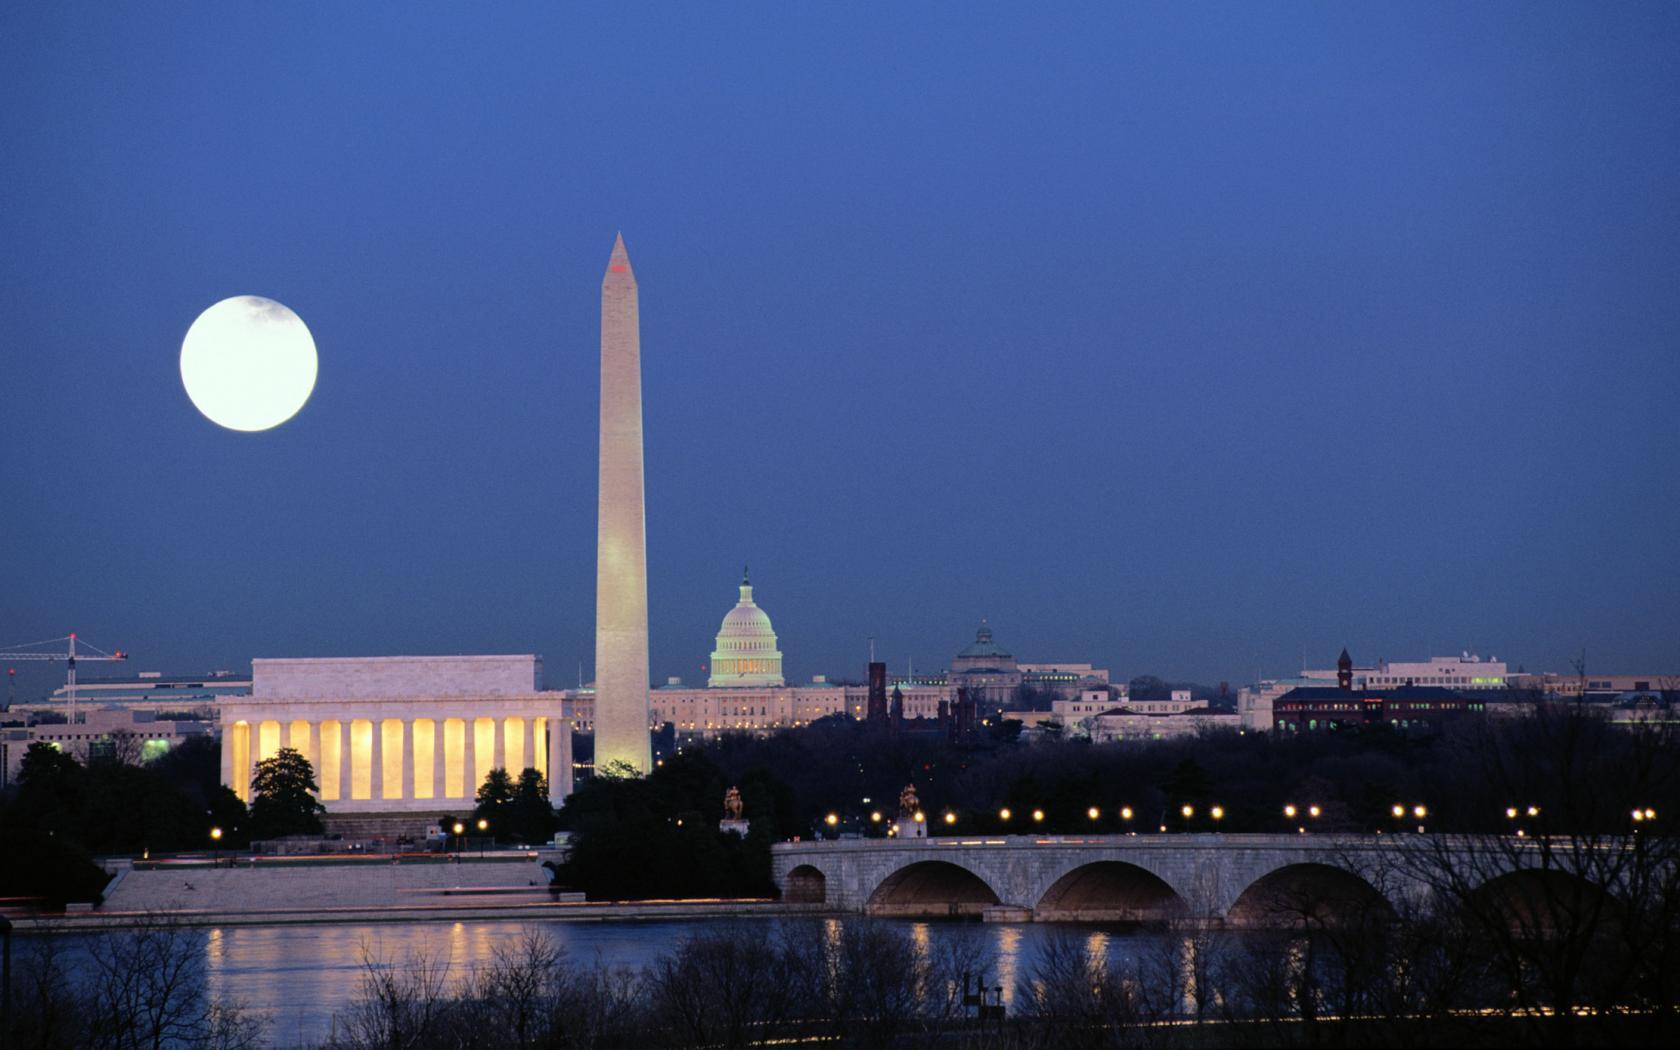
(476, 818, 488, 831)
(999, 807, 1012, 821)
(1087, 806, 1100, 820)
(1308, 805, 1321, 818)
(1413, 805, 1427, 819)
(210, 827, 223, 841)
(1526, 805, 1540, 817)
(914, 811, 925, 823)
(452, 822, 464, 835)
(1031, 809, 1045, 823)
(1210, 806, 1224, 821)
(1180, 804, 1194, 819)
(1391, 805, 1405, 819)
(1283, 804, 1297, 818)
(1506, 807, 1518, 819)
(824, 813, 838, 826)
(943, 811, 957, 825)
(1120, 806, 1133, 821)
(870, 810, 882, 823)
(180, 296, 318, 431)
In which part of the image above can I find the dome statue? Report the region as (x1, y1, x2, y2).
(708, 567, 785, 688)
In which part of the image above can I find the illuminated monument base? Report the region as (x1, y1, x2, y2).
(220, 656, 575, 812)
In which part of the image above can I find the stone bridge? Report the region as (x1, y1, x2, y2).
(771, 834, 1620, 925)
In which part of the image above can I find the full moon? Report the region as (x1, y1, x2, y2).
(180, 296, 318, 432)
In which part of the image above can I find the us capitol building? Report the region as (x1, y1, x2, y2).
(560, 572, 1109, 741)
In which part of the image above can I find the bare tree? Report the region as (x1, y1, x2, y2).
(1390, 705, 1680, 1045)
(78, 917, 263, 1050)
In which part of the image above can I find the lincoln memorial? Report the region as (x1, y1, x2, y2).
(220, 655, 574, 812)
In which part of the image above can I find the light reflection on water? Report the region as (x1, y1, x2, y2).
(31, 917, 1174, 1048)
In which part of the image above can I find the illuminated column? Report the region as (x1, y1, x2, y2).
(595, 233, 653, 775)
(492, 716, 506, 773)
(307, 721, 321, 784)
(397, 720, 413, 801)
(369, 716, 384, 803)
(462, 716, 478, 799)
(430, 718, 445, 801)
(220, 720, 235, 790)
(547, 717, 572, 804)
(532, 718, 547, 779)
(444, 718, 465, 798)
(240, 723, 256, 801)
(334, 721, 350, 802)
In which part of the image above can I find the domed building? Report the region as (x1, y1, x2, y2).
(948, 619, 1022, 706)
(708, 568, 785, 688)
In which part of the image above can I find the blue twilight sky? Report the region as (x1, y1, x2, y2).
(3, 3, 1678, 699)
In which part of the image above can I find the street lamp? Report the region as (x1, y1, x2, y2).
(943, 811, 957, 826)
(476, 818, 489, 857)
(824, 812, 839, 828)
(452, 821, 465, 855)
(1120, 806, 1133, 822)
(210, 826, 222, 866)
(998, 807, 1012, 823)
(1087, 806, 1101, 822)
(1180, 804, 1194, 821)
(870, 810, 883, 824)
(1031, 808, 1045, 824)
(1210, 805, 1225, 823)
(1284, 804, 1298, 819)
(1308, 804, 1321, 819)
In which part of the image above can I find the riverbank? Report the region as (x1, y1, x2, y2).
(10, 852, 808, 931)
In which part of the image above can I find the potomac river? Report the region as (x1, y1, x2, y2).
(28, 915, 1168, 1048)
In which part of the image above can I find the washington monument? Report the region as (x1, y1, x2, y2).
(593, 233, 652, 774)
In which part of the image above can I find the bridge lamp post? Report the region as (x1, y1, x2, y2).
(452, 821, 465, 854)
(1031, 808, 1045, 825)
(1179, 804, 1194, 831)
(1210, 805, 1225, 825)
(824, 812, 839, 837)
(998, 807, 1012, 824)
(1087, 806, 1101, 823)
(210, 826, 222, 865)
(1120, 806, 1134, 825)
(943, 811, 957, 827)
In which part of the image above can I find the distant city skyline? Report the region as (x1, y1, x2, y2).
(3, 6, 1677, 695)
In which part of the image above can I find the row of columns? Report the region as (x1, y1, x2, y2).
(223, 713, 573, 808)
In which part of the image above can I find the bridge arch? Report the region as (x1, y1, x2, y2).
(1034, 861, 1188, 922)
(1470, 868, 1621, 933)
(1227, 862, 1394, 927)
(865, 860, 1001, 918)
(784, 864, 828, 904)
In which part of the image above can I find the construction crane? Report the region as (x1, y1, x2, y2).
(0, 633, 128, 725)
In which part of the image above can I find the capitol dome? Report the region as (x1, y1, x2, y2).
(708, 568, 785, 688)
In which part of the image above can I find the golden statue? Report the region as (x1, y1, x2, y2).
(724, 785, 744, 821)
(898, 783, 920, 817)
